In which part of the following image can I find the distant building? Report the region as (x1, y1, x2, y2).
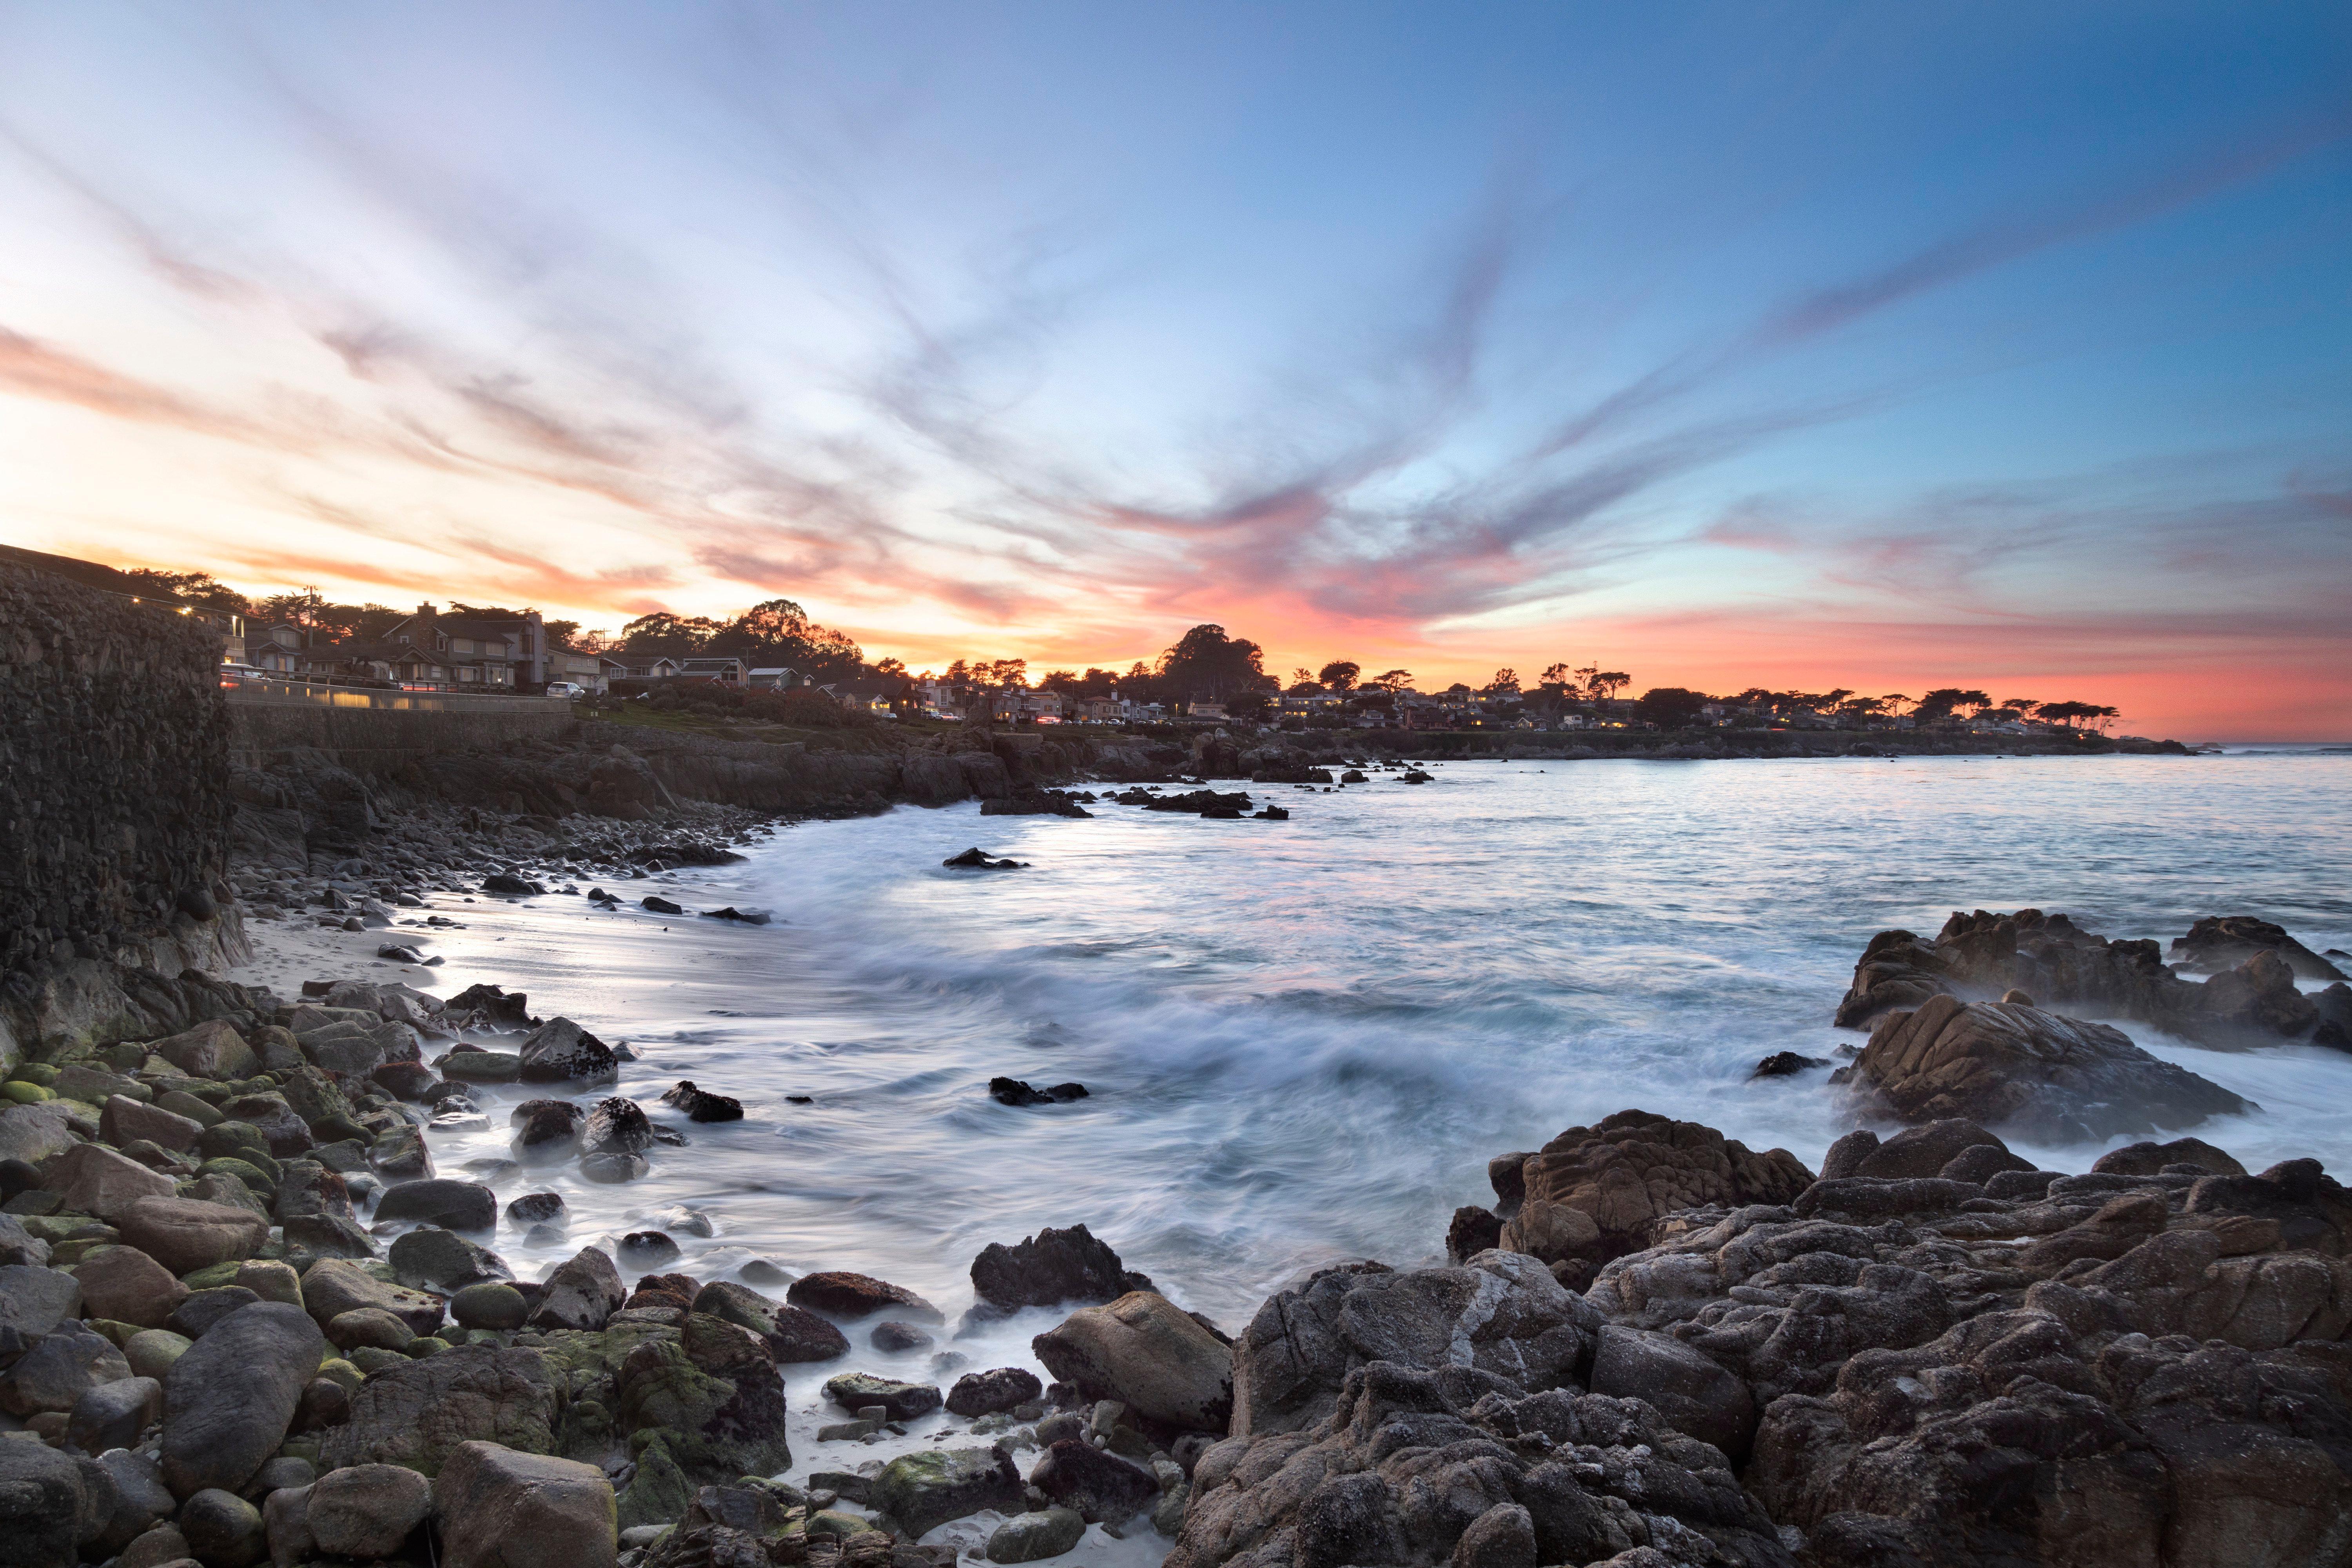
(380, 604, 548, 688)
(608, 655, 681, 682)
(676, 657, 745, 685)
(746, 667, 804, 691)
(548, 648, 608, 694)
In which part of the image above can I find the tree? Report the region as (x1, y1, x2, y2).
(1225, 690, 1274, 720)
(1486, 668, 1521, 697)
(1880, 693, 1912, 716)
(1539, 662, 1573, 689)
(1317, 660, 1361, 692)
(1634, 687, 1709, 728)
(875, 657, 907, 679)
(620, 612, 722, 657)
(1588, 671, 1630, 704)
(2002, 696, 2040, 716)
(1368, 668, 1414, 694)
(1914, 688, 1991, 724)
(1157, 624, 1270, 703)
(122, 568, 251, 613)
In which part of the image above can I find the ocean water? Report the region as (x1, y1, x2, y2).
(394, 746, 2352, 1341)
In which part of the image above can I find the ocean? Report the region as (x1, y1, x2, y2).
(396, 744, 2352, 1336)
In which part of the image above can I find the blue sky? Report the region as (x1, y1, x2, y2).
(0, 2, 2345, 733)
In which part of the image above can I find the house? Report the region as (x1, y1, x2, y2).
(827, 678, 899, 717)
(677, 657, 745, 685)
(378, 604, 547, 688)
(605, 655, 679, 683)
(746, 667, 803, 691)
(549, 649, 608, 694)
(249, 623, 309, 675)
(1074, 696, 1125, 722)
(1189, 701, 1229, 720)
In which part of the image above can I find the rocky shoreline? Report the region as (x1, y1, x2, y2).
(7, 838, 2352, 1568)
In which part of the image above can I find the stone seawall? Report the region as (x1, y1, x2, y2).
(227, 697, 580, 775)
(1, 559, 251, 1063)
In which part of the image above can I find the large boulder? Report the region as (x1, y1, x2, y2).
(527, 1248, 625, 1332)
(612, 1314, 791, 1485)
(0, 1263, 83, 1352)
(323, 1346, 559, 1477)
(970, 1223, 1152, 1312)
(375, 1179, 498, 1231)
(0, 1321, 130, 1416)
(0, 1101, 80, 1167)
(307, 1462, 434, 1558)
(1495, 1110, 1814, 1268)
(688, 1280, 848, 1363)
(47, 1142, 176, 1222)
(160, 1301, 325, 1497)
(1033, 1290, 1234, 1432)
(2171, 915, 2346, 981)
(0, 1438, 85, 1568)
(1029, 1439, 1160, 1527)
(433, 1441, 616, 1568)
(72, 1245, 189, 1328)
(1588, 1324, 1757, 1461)
(301, 1258, 447, 1338)
(516, 1019, 618, 1085)
(150, 1019, 260, 1080)
(1230, 1251, 1596, 1438)
(116, 1197, 270, 1275)
(869, 1446, 1023, 1537)
(100, 1094, 203, 1154)
(787, 1270, 941, 1322)
(1853, 995, 2252, 1142)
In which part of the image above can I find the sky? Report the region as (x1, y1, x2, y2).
(0, 3, 2346, 738)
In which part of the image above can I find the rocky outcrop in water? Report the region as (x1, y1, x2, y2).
(1846, 994, 2253, 1143)
(1837, 907, 2339, 1049)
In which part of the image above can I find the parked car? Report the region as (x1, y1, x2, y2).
(546, 681, 590, 699)
(218, 663, 269, 686)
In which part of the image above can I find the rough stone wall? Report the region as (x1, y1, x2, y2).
(227, 697, 579, 775)
(0, 561, 234, 976)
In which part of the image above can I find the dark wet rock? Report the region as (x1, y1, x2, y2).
(971, 1222, 1152, 1312)
(1494, 1109, 1814, 1269)
(452, 1282, 531, 1331)
(1262, 1255, 1597, 1444)
(641, 895, 686, 915)
(301, 1258, 447, 1338)
(659, 1080, 745, 1122)
(433, 1441, 616, 1568)
(871, 1446, 1023, 1537)
(74, 1243, 188, 1328)
(118, 1195, 270, 1274)
(619, 1230, 681, 1265)
(169, 1285, 262, 1339)
(517, 1018, 619, 1084)
(2, 1321, 129, 1417)
(581, 1098, 654, 1156)
(160, 1301, 325, 1497)
(1848, 1118, 2012, 1180)
(872, 1319, 934, 1352)
(507, 1191, 566, 1225)
(617, 1314, 792, 1486)
(1446, 1205, 1506, 1265)
(988, 1077, 1089, 1107)
(2094, 1136, 2248, 1178)
(510, 1100, 586, 1160)
(789, 1270, 943, 1322)
(822, 1370, 942, 1421)
(391, 1227, 514, 1292)
(1752, 1051, 1831, 1078)
(375, 1178, 498, 1230)
(1852, 995, 2252, 1142)
(986, 1506, 1086, 1563)
(307, 1461, 433, 1559)
(699, 906, 771, 924)
(528, 1247, 626, 1332)
(579, 1152, 649, 1184)
(2170, 913, 2347, 981)
(1590, 1323, 1757, 1461)
(443, 983, 534, 1027)
(946, 1365, 1044, 1417)
(0, 1439, 85, 1566)
(178, 1486, 266, 1567)
(483, 873, 546, 896)
(943, 847, 1024, 869)
(1030, 1439, 1165, 1527)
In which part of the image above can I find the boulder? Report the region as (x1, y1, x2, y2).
(1, 1321, 130, 1416)
(1029, 1439, 1160, 1526)
(178, 1487, 266, 1568)
(657, 1081, 743, 1123)
(73, 1244, 189, 1328)
(946, 1366, 1043, 1417)
(986, 1506, 1087, 1563)
(1496, 1110, 1813, 1267)
(614, 1314, 792, 1484)
(329, 1307, 418, 1351)
(0, 1102, 80, 1166)
(580, 1099, 652, 1156)
(869, 1446, 1023, 1537)
(307, 1462, 434, 1558)
(0, 1438, 84, 1568)
(91, 1447, 175, 1556)
(433, 1441, 615, 1568)
(787, 1270, 941, 1322)
(160, 1302, 325, 1497)
(68, 1372, 162, 1454)
(118, 1197, 270, 1274)
(820, 1371, 942, 1421)
(509, 1101, 585, 1160)
(301, 1258, 447, 1338)
(452, 1283, 531, 1331)
(2095, 1136, 2248, 1178)
(391, 1228, 512, 1293)
(0, 1263, 82, 1350)
(517, 1020, 618, 1085)
(170, 1285, 263, 1339)
(47, 1142, 177, 1222)
(689, 1280, 849, 1363)
(971, 1223, 1152, 1312)
(1854, 995, 2252, 1142)
(123, 1328, 192, 1381)
(324, 1347, 559, 1476)
(100, 1095, 204, 1154)
(151, 1019, 259, 1081)
(375, 1179, 498, 1231)
(527, 1248, 625, 1332)
(1032, 1290, 1234, 1432)
(2171, 915, 2346, 981)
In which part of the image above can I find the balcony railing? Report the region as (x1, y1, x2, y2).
(223, 678, 573, 714)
